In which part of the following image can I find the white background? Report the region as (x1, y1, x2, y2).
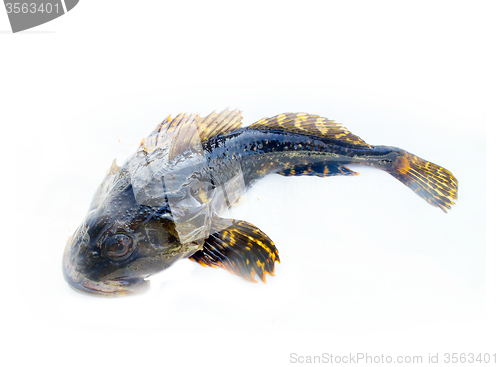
(3, 1, 498, 366)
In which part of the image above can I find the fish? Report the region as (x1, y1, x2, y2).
(63, 109, 458, 296)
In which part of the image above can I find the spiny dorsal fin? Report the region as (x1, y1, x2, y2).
(197, 108, 243, 141)
(248, 112, 371, 147)
(106, 158, 121, 176)
(140, 109, 243, 158)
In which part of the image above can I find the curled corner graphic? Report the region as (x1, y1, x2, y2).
(4, 0, 79, 33)
(64, 0, 77, 11)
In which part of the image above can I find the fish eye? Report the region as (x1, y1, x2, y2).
(103, 234, 134, 260)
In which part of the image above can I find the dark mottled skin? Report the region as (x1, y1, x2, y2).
(205, 129, 399, 187)
(63, 172, 198, 295)
(63, 123, 451, 296)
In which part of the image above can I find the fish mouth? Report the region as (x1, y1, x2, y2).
(62, 238, 149, 297)
(64, 273, 150, 296)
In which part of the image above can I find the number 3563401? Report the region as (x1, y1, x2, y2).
(5, 3, 61, 14)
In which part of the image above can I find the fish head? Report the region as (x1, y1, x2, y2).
(63, 177, 203, 296)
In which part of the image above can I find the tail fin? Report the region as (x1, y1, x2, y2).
(386, 150, 458, 212)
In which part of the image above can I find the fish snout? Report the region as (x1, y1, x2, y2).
(62, 236, 149, 296)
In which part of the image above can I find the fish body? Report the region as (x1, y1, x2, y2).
(63, 110, 458, 296)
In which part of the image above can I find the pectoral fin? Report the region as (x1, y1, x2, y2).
(190, 218, 280, 283)
(278, 162, 358, 177)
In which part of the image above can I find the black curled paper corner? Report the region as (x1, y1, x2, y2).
(4, 0, 79, 33)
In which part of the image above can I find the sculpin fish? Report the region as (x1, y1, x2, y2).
(63, 109, 458, 296)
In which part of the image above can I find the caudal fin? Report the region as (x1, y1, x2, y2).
(387, 150, 458, 212)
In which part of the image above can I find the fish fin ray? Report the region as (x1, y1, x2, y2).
(197, 108, 244, 141)
(248, 113, 371, 147)
(386, 150, 458, 212)
(190, 218, 280, 283)
(140, 109, 243, 156)
(107, 158, 121, 176)
(277, 162, 358, 177)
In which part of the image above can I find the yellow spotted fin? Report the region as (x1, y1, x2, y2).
(385, 150, 458, 212)
(190, 217, 280, 283)
(278, 162, 359, 177)
(140, 108, 244, 159)
(248, 112, 371, 147)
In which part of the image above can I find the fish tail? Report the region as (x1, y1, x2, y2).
(384, 148, 458, 212)
(246, 112, 458, 211)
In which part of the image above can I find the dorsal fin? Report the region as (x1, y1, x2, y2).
(197, 108, 243, 141)
(248, 112, 371, 147)
(106, 158, 121, 176)
(140, 109, 244, 158)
